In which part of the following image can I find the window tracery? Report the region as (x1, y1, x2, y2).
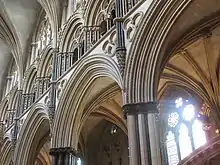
(162, 97, 207, 165)
(96, 0, 116, 36)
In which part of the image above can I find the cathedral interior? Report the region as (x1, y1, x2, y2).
(0, 0, 220, 165)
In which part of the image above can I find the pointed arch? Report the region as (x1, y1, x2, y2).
(0, 98, 9, 122)
(59, 13, 83, 52)
(14, 103, 50, 165)
(23, 65, 37, 94)
(52, 54, 122, 148)
(0, 137, 12, 165)
(124, 0, 220, 104)
(37, 45, 53, 77)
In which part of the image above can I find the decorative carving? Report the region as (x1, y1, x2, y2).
(123, 102, 158, 118)
(56, 79, 67, 100)
(102, 31, 117, 56)
(116, 49, 126, 76)
(50, 147, 78, 156)
(123, 12, 143, 42)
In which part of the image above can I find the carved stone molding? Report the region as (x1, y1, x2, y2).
(50, 147, 78, 156)
(102, 30, 117, 56)
(123, 101, 158, 117)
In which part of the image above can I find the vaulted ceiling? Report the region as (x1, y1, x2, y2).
(0, 0, 63, 98)
(0, 0, 41, 97)
(159, 25, 220, 125)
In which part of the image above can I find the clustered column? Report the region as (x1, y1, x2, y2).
(48, 48, 58, 124)
(123, 102, 161, 165)
(114, 0, 126, 76)
(50, 147, 78, 165)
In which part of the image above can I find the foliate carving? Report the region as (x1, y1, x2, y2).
(123, 12, 143, 42)
(48, 107, 55, 124)
(102, 31, 117, 56)
(116, 49, 126, 76)
(57, 28, 63, 48)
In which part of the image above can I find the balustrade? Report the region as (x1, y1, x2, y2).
(21, 93, 35, 114)
(5, 109, 16, 128)
(84, 26, 101, 51)
(35, 77, 51, 99)
(57, 52, 78, 77)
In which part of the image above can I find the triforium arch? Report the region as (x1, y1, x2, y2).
(23, 65, 37, 94)
(85, 0, 116, 28)
(59, 13, 83, 52)
(14, 103, 50, 165)
(37, 45, 53, 78)
(52, 54, 122, 148)
(124, 0, 220, 103)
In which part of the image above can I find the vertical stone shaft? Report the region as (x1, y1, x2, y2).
(115, 0, 126, 76)
(11, 89, 22, 163)
(123, 102, 161, 165)
(50, 147, 77, 165)
(48, 48, 58, 124)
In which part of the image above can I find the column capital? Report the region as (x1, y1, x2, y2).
(49, 147, 78, 156)
(123, 102, 158, 116)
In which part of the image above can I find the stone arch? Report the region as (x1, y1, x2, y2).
(23, 66, 37, 94)
(78, 84, 127, 135)
(157, 81, 210, 105)
(0, 137, 12, 165)
(84, 0, 115, 26)
(14, 103, 50, 165)
(0, 98, 9, 122)
(124, 0, 220, 104)
(59, 13, 83, 52)
(37, 45, 53, 78)
(8, 87, 18, 110)
(52, 54, 122, 148)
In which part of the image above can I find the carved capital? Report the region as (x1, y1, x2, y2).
(123, 102, 158, 117)
(50, 147, 78, 156)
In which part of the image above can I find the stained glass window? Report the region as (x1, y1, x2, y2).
(179, 123, 192, 159)
(182, 104, 195, 121)
(166, 131, 179, 165)
(192, 120, 206, 149)
(164, 97, 207, 165)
